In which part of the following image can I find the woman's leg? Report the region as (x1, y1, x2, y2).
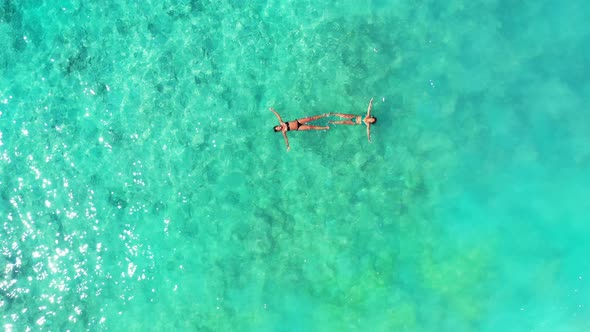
(330, 113, 357, 119)
(328, 120, 356, 125)
(298, 113, 329, 124)
(298, 125, 330, 131)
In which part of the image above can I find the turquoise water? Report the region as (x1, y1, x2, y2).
(1, 0, 589, 330)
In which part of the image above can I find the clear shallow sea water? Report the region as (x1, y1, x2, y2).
(1, 0, 589, 331)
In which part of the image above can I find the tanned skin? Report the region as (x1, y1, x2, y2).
(329, 98, 377, 142)
(270, 108, 330, 151)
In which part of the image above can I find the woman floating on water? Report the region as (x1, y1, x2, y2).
(329, 97, 377, 142)
(270, 108, 330, 151)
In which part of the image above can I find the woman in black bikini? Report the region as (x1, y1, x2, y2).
(270, 107, 329, 151)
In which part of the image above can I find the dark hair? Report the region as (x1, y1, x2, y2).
(371, 117, 377, 124)
(273, 126, 281, 132)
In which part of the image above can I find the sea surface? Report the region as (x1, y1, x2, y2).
(1, 0, 589, 331)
